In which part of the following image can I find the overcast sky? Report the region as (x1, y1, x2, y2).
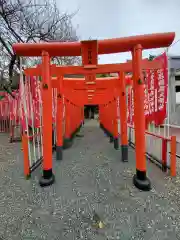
(58, 0, 180, 64)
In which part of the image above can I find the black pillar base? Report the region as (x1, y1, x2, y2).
(133, 170, 151, 191)
(121, 145, 128, 162)
(56, 146, 63, 160)
(110, 136, 114, 143)
(99, 123, 103, 129)
(52, 144, 56, 152)
(114, 138, 119, 150)
(63, 138, 73, 149)
(39, 169, 55, 187)
(76, 133, 84, 138)
(162, 163, 167, 172)
(104, 128, 108, 136)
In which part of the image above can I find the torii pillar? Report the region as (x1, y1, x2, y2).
(132, 45, 151, 191)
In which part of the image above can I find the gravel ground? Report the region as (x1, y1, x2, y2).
(1, 120, 180, 239)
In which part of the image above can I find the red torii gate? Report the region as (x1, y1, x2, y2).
(24, 57, 163, 106)
(13, 32, 175, 191)
(24, 57, 163, 170)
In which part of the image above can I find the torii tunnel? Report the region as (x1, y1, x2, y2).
(13, 32, 175, 190)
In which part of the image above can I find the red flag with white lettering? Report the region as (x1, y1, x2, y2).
(155, 53, 168, 125)
(127, 53, 168, 126)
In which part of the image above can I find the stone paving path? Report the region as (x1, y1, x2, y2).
(1, 120, 180, 239)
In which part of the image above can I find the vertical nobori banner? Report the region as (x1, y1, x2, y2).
(127, 52, 168, 126)
(144, 70, 150, 127)
(127, 87, 131, 124)
(29, 76, 41, 128)
(155, 53, 168, 125)
(128, 87, 134, 125)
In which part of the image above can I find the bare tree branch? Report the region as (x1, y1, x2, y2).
(0, 0, 80, 93)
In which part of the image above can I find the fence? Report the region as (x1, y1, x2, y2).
(128, 124, 176, 176)
(20, 74, 43, 178)
(0, 91, 22, 142)
(0, 100, 10, 133)
(21, 71, 84, 178)
(9, 92, 22, 142)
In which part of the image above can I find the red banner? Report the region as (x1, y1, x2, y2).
(127, 52, 168, 126)
(155, 53, 168, 125)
